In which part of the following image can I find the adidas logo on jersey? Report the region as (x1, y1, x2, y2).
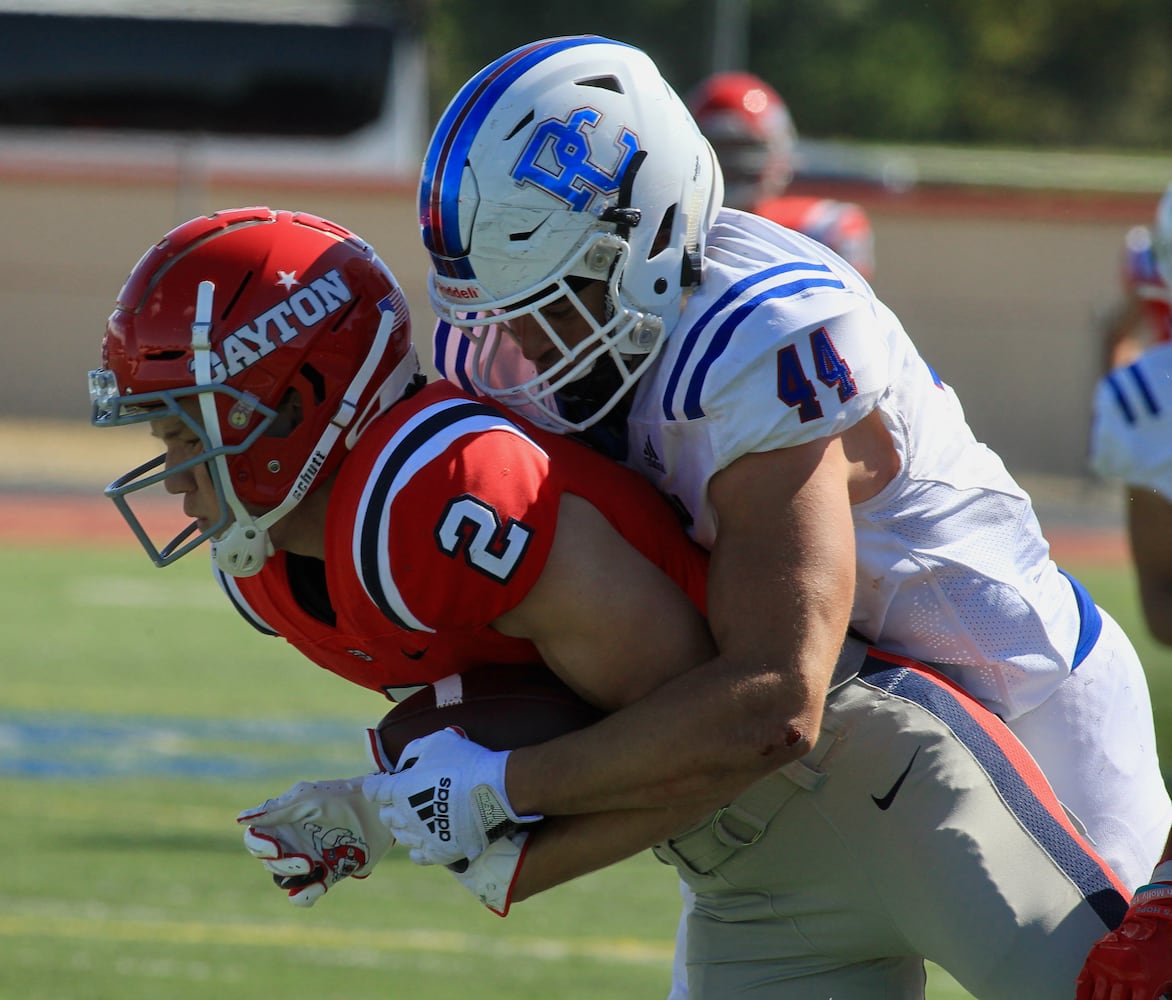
(642, 437, 665, 473)
(407, 778, 453, 841)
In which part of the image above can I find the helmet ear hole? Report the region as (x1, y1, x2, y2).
(299, 363, 327, 405)
(650, 206, 675, 259)
(267, 388, 303, 439)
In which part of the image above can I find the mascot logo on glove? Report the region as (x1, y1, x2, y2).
(307, 822, 370, 878)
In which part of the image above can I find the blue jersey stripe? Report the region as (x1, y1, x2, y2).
(1126, 361, 1161, 417)
(1058, 568, 1104, 669)
(858, 654, 1127, 930)
(662, 261, 844, 420)
(1105, 370, 1137, 425)
(420, 35, 609, 279)
(432, 320, 476, 393)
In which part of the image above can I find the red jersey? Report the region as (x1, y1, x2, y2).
(1122, 224, 1172, 343)
(752, 194, 875, 281)
(214, 381, 709, 700)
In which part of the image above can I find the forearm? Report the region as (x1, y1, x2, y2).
(511, 802, 710, 903)
(503, 455, 854, 819)
(504, 644, 829, 818)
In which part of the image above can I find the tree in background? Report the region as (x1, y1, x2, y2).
(418, 0, 1172, 150)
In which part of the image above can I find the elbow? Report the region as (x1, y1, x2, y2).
(742, 698, 823, 769)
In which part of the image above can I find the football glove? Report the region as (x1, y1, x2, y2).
(237, 775, 395, 907)
(1075, 877, 1172, 1000)
(362, 726, 542, 868)
(450, 830, 532, 917)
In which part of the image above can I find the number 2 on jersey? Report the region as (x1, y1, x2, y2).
(435, 494, 533, 583)
(776, 326, 858, 422)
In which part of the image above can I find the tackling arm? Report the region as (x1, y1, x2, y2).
(372, 443, 854, 866)
(500, 436, 854, 817)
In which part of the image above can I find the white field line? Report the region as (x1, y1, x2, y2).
(0, 898, 673, 967)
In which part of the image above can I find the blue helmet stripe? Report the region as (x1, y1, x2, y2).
(420, 35, 612, 280)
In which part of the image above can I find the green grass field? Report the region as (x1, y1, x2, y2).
(3, 545, 1170, 999)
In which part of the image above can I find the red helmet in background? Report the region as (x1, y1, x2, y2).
(90, 207, 419, 575)
(686, 71, 797, 210)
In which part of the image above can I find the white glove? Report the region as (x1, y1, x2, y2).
(450, 830, 531, 917)
(237, 775, 395, 907)
(362, 727, 542, 867)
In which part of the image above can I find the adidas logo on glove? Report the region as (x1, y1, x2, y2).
(407, 777, 453, 841)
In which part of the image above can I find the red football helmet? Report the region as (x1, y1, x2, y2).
(89, 207, 419, 575)
(686, 71, 797, 210)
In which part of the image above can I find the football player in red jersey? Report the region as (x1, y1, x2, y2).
(93, 207, 1134, 998)
(686, 70, 875, 280)
(89, 205, 714, 905)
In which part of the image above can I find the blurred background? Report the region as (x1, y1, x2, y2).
(1, 0, 1169, 498)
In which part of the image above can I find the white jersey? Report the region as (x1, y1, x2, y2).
(436, 209, 1094, 721)
(1089, 340, 1172, 498)
(623, 209, 1086, 721)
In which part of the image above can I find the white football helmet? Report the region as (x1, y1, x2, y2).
(420, 35, 723, 432)
(1154, 181, 1172, 287)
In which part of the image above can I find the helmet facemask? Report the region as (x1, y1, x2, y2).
(89, 370, 275, 569)
(431, 232, 664, 432)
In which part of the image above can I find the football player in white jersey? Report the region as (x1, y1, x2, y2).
(390, 35, 1171, 997)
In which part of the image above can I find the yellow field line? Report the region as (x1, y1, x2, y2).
(0, 909, 672, 966)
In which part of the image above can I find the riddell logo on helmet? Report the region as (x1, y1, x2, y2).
(196, 269, 353, 382)
(434, 280, 483, 302)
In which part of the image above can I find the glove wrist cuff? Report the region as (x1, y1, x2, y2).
(476, 749, 543, 839)
(1133, 881, 1172, 906)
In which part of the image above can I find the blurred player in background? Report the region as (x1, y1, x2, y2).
(415, 34, 1171, 996)
(1096, 186, 1172, 373)
(1089, 182, 1172, 645)
(1079, 182, 1172, 1000)
(686, 70, 875, 281)
(90, 207, 1135, 1000)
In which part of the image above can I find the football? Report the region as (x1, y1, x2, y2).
(374, 662, 605, 768)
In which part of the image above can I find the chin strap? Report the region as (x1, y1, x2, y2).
(189, 280, 271, 577)
(192, 285, 416, 578)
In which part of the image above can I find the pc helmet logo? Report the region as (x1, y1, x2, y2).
(511, 107, 641, 212)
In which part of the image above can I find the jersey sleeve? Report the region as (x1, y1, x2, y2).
(349, 403, 563, 632)
(695, 284, 893, 466)
(1089, 345, 1172, 498)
